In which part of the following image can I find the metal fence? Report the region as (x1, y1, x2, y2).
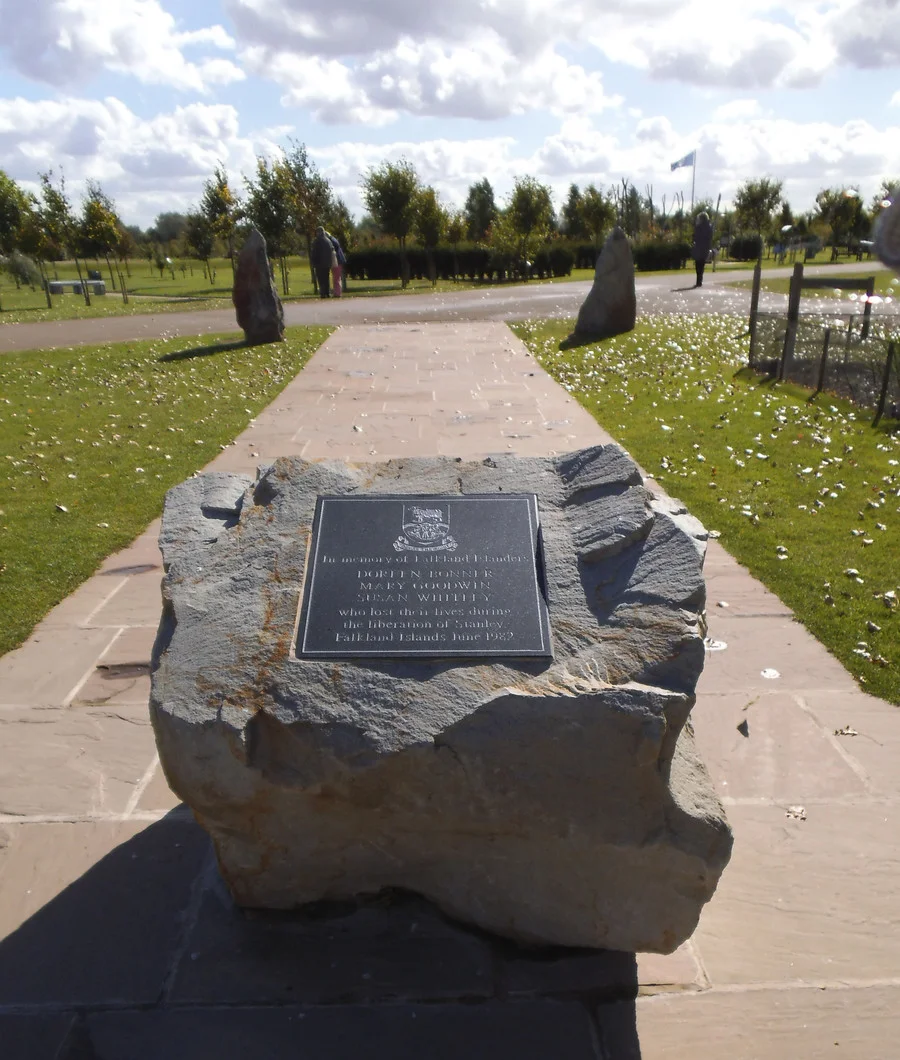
(747, 261, 900, 424)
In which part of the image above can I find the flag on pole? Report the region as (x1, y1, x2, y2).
(671, 150, 696, 171)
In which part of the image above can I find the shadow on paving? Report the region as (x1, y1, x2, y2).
(0, 811, 642, 1059)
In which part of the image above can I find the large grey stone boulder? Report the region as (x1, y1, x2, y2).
(150, 448, 732, 953)
(232, 228, 284, 345)
(567, 227, 636, 344)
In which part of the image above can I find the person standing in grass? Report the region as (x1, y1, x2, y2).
(311, 226, 335, 298)
(692, 211, 714, 287)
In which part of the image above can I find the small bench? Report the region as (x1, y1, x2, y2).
(47, 280, 106, 295)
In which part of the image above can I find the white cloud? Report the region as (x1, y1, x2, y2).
(243, 36, 620, 124)
(712, 99, 763, 122)
(0, 96, 260, 224)
(0, 0, 244, 93)
(226, 0, 900, 115)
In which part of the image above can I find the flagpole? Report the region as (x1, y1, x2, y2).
(690, 150, 696, 213)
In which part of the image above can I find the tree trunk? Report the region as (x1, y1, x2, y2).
(116, 256, 129, 304)
(104, 254, 117, 291)
(72, 255, 91, 307)
(38, 261, 52, 308)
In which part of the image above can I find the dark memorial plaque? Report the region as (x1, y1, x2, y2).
(296, 494, 552, 658)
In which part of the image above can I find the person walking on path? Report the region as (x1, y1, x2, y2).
(692, 211, 714, 287)
(311, 226, 335, 298)
(329, 233, 346, 298)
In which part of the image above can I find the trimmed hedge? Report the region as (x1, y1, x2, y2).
(729, 235, 763, 261)
(345, 243, 575, 282)
(631, 240, 691, 271)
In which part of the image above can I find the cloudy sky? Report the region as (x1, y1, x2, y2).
(2, 0, 900, 228)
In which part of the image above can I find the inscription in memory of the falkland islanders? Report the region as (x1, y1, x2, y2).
(296, 494, 552, 658)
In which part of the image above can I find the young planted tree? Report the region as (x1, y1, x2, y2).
(81, 180, 128, 301)
(0, 170, 33, 310)
(561, 184, 587, 239)
(504, 176, 554, 276)
(446, 209, 466, 278)
(816, 187, 867, 259)
(279, 142, 334, 293)
(578, 184, 616, 248)
(243, 157, 293, 294)
(201, 165, 241, 275)
(40, 170, 91, 305)
(361, 159, 421, 288)
(184, 211, 217, 284)
(733, 177, 783, 258)
(414, 186, 447, 286)
(464, 178, 498, 242)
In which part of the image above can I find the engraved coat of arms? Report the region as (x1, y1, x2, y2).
(393, 503, 458, 553)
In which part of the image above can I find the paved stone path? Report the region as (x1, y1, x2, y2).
(1, 322, 898, 1058)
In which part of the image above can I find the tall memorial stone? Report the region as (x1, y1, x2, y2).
(566, 226, 636, 345)
(150, 448, 732, 953)
(232, 228, 284, 345)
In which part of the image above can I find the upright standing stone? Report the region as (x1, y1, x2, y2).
(150, 448, 732, 953)
(232, 228, 284, 345)
(567, 227, 636, 344)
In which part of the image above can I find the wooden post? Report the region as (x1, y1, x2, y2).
(748, 259, 762, 367)
(873, 342, 896, 426)
(862, 276, 875, 339)
(780, 262, 804, 380)
(814, 328, 831, 396)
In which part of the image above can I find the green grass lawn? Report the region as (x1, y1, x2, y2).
(511, 315, 900, 705)
(0, 325, 330, 656)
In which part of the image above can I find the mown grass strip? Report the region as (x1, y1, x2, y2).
(0, 326, 330, 655)
(511, 315, 900, 705)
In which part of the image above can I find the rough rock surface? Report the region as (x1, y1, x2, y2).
(568, 227, 636, 343)
(150, 448, 732, 953)
(232, 228, 284, 345)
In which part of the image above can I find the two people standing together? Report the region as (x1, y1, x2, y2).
(311, 225, 346, 298)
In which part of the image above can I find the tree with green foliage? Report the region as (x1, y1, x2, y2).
(816, 186, 867, 259)
(40, 170, 91, 306)
(869, 178, 900, 220)
(148, 212, 188, 247)
(278, 142, 335, 292)
(361, 158, 421, 287)
(464, 178, 497, 242)
(243, 157, 294, 294)
(504, 176, 554, 274)
(446, 209, 466, 278)
(201, 165, 240, 275)
(578, 184, 616, 247)
(80, 181, 128, 300)
(733, 177, 784, 255)
(0, 170, 30, 255)
(414, 186, 447, 286)
(184, 211, 217, 284)
(561, 184, 587, 238)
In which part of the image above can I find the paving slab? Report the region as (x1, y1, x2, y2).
(0, 817, 209, 1006)
(693, 801, 900, 984)
(76, 1001, 602, 1060)
(630, 986, 900, 1060)
(691, 691, 869, 801)
(0, 319, 897, 1059)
